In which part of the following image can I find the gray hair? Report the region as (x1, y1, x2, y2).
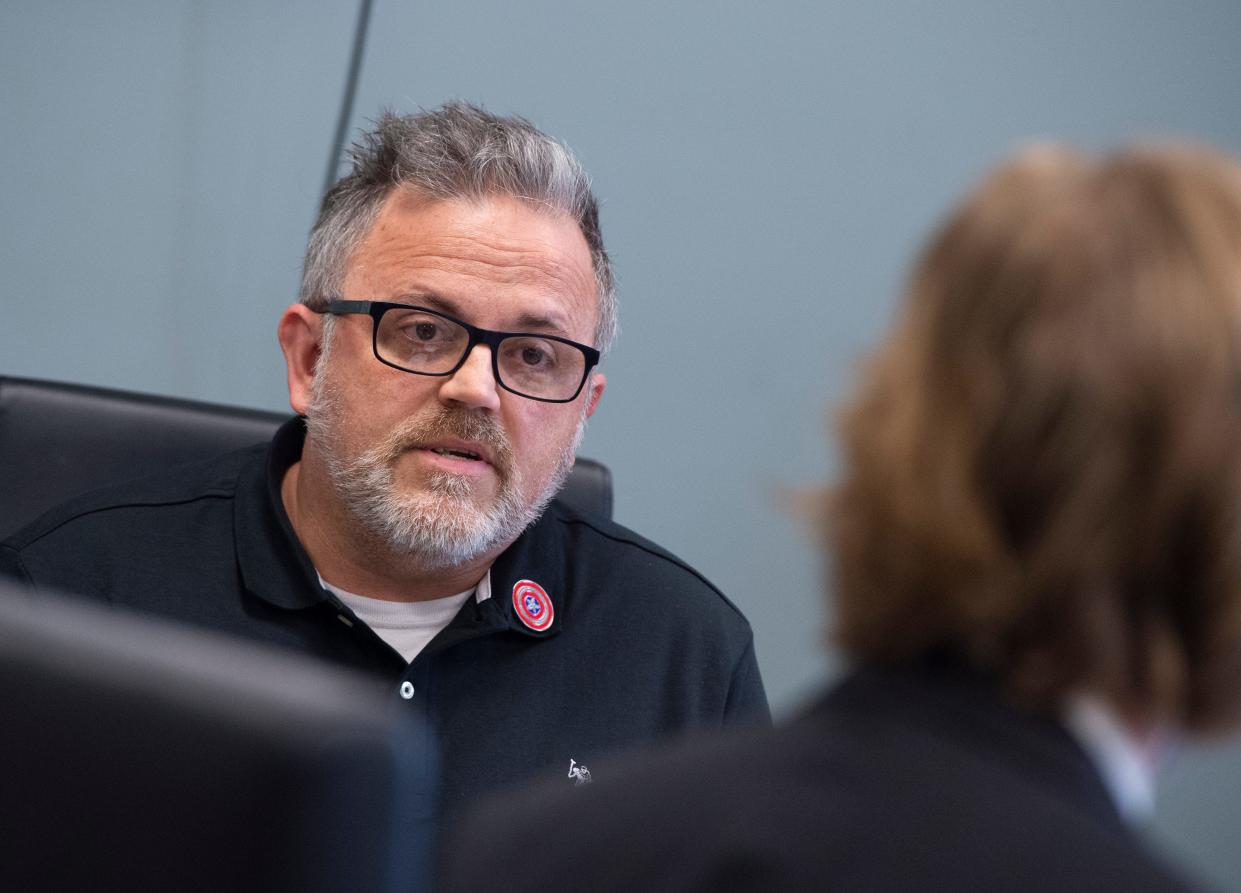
(300, 102, 617, 356)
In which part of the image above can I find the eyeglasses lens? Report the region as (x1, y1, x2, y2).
(375, 307, 586, 400)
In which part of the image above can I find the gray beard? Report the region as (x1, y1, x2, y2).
(306, 371, 584, 571)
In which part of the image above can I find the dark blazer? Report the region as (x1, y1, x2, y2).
(441, 664, 1199, 892)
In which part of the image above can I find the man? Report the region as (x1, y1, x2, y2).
(0, 103, 768, 813)
(442, 143, 1241, 891)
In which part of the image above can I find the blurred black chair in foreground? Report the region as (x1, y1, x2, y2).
(0, 375, 613, 538)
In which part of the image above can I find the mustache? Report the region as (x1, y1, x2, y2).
(369, 407, 514, 476)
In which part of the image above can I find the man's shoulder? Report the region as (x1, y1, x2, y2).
(442, 719, 780, 893)
(541, 501, 749, 624)
(2, 444, 263, 554)
(445, 688, 1196, 893)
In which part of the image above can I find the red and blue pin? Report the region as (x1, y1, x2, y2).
(512, 579, 554, 632)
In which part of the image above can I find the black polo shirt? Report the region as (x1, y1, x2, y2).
(0, 419, 769, 813)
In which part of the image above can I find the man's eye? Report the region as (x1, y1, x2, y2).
(519, 345, 553, 367)
(399, 319, 448, 343)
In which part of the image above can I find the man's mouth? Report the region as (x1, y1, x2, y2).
(430, 447, 482, 461)
(415, 439, 497, 470)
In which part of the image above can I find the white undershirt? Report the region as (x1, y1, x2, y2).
(318, 570, 493, 664)
(1062, 693, 1159, 823)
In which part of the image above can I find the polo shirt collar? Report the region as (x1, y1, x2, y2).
(485, 512, 566, 639)
(234, 416, 568, 638)
(234, 416, 326, 610)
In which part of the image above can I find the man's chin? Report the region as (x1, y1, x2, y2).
(376, 497, 525, 570)
(393, 463, 499, 503)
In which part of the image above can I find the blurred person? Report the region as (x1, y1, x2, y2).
(441, 142, 1241, 891)
(0, 102, 768, 814)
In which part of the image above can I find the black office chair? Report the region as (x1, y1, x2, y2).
(0, 375, 613, 539)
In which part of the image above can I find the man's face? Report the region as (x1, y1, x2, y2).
(304, 190, 605, 568)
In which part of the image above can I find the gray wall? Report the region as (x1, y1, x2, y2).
(4, 1, 1241, 887)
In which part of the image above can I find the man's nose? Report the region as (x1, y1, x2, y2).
(437, 344, 502, 411)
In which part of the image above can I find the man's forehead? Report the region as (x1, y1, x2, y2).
(348, 189, 600, 335)
(375, 187, 589, 267)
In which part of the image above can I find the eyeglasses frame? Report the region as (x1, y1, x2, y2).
(321, 300, 601, 404)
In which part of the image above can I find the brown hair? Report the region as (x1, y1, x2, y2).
(830, 143, 1241, 730)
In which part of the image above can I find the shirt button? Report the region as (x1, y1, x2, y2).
(399, 681, 415, 700)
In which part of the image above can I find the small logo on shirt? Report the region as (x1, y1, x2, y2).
(568, 758, 593, 786)
(512, 579, 554, 632)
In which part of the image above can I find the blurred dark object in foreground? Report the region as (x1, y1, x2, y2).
(0, 580, 437, 892)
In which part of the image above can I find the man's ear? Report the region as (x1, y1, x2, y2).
(584, 372, 606, 418)
(277, 304, 323, 416)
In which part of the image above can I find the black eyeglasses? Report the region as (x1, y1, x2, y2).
(322, 300, 601, 403)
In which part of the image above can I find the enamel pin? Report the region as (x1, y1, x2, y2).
(512, 579, 554, 632)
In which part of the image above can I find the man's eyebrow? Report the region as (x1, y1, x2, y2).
(392, 292, 572, 335)
(393, 291, 459, 315)
(511, 312, 571, 335)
